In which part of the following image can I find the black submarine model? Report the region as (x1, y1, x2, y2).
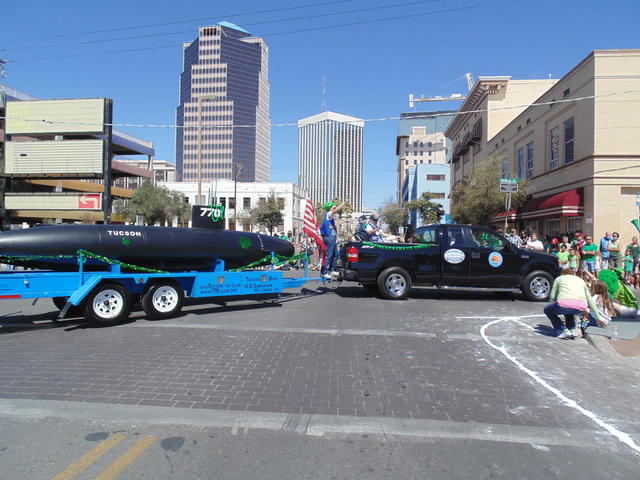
(0, 212, 294, 272)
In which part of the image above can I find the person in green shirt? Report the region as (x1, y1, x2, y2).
(568, 247, 579, 272)
(626, 236, 640, 274)
(623, 248, 634, 281)
(581, 235, 599, 273)
(557, 244, 570, 269)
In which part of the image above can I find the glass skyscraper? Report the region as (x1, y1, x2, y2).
(175, 22, 270, 187)
(298, 112, 364, 212)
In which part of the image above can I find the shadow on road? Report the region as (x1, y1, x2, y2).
(334, 284, 524, 302)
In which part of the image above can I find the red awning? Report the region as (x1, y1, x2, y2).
(494, 210, 518, 221)
(519, 188, 583, 219)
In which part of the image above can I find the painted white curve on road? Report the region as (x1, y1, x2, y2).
(480, 317, 640, 456)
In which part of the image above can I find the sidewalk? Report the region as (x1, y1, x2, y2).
(586, 332, 640, 364)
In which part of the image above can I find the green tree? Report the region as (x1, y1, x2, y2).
(114, 181, 191, 226)
(248, 194, 283, 234)
(450, 156, 527, 226)
(406, 193, 441, 225)
(379, 198, 407, 235)
(314, 198, 353, 226)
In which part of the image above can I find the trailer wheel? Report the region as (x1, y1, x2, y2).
(84, 283, 131, 326)
(142, 281, 184, 319)
(377, 267, 411, 300)
(51, 297, 83, 318)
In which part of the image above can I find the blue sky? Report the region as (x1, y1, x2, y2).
(2, 0, 639, 208)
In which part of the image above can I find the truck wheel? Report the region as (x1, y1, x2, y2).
(377, 267, 412, 300)
(522, 271, 553, 301)
(84, 282, 131, 326)
(142, 281, 184, 319)
(52, 297, 83, 318)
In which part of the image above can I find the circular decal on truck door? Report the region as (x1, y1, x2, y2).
(444, 248, 466, 264)
(488, 251, 504, 267)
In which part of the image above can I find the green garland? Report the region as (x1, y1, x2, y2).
(0, 254, 76, 263)
(230, 252, 309, 272)
(361, 241, 431, 250)
(77, 249, 169, 274)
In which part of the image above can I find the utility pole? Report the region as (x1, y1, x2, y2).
(233, 164, 243, 230)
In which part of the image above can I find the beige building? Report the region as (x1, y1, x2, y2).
(446, 49, 640, 241)
(396, 125, 448, 200)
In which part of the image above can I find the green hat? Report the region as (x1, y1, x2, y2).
(323, 201, 336, 211)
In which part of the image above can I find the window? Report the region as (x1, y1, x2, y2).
(549, 126, 559, 170)
(502, 158, 509, 178)
(470, 228, 505, 251)
(243, 197, 251, 209)
(563, 88, 571, 98)
(405, 160, 408, 165)
(413, 141, 418, 147)
(219, 197, 226, 208)
(419, 142, 424, 147)
(428, 142, 432, 147)
(426, 192, 446, 199)
(414, 226, 438, 244)
(517, 147, 525, 179)
(405, 142, 409, 147)
(228, 197, 236, 209)
(564, 116, 574, 164)
(526, 142, 534, 179)
(426, 174, 446, 181)
(547, 218, 560, 236)
(277, 197, 285, 209)
(567, 217, 582, 233)
(413, 160, 417, 165)
(420, 151, 424, 156)
(446, 227, 469, 247)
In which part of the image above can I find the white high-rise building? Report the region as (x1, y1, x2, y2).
(298, 111, 364, 211)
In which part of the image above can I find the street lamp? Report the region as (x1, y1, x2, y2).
(197, 95, 218, 205)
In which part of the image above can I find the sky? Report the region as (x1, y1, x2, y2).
(1, 0, 639, 209)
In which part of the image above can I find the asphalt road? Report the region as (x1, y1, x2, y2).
(0, 279, 639, 479)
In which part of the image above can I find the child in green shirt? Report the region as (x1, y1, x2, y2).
(557, 244, 570, 269)
(568, 247, 579, 272)
(624, 248, 634, 281)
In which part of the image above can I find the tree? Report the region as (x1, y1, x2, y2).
(379, 198, 407, 235)
(248, 194, 283, 234)
(314, 198, 353, 227)
(114, 181, 191, 226)
(406, 193, 441, 225)
(450, 156, 527, 226)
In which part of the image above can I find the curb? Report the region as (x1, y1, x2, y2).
(585, 333, 640, 366)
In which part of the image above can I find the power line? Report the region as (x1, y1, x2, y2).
(0, 0, 357, 43)
(2, 88, 639, 129)
(4, 0, 440, 52)
(7, 2, 484, 63)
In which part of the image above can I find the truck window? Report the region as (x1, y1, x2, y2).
(470, 228, 505, 250)
(446, 226, 471, 247)
(413, 226, 438, 244)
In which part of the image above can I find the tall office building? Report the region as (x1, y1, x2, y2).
(298, 112, 364, 212)
(175, 22, 270, 192)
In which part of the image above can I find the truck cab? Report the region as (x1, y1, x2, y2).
(339, 224, 560, 301)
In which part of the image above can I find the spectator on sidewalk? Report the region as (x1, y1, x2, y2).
(525, 233, 544, 251)
(607, 232, 623, 270)
(568, 247, 579, 273)
(544, 269, 604, 339)
(581, 235, 599, 273)
(626, 236, 640, 274)
(599, 232, 611, 270)
(557, 244, 570, 269)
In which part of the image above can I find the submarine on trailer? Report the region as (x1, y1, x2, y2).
(0, 208, 294, 272)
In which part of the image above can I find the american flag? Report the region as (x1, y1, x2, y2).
(303, 197, 326, 253)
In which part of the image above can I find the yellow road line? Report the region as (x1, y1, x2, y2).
(91, 436, 157, 480)
(51, 433, 127, 480)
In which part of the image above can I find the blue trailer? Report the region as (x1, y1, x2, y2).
(0, 253, 330, 326)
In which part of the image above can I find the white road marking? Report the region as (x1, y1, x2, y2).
(480, 317, 640, 456)
(457, 314, 546, 320)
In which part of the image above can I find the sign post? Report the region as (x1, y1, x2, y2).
(499, 178, 519, 233)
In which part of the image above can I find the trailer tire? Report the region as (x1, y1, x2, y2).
(84, 282, 131, 326)
(51, 297, 83, 318)
(377, 267, 411, 300)
(142, 281, 184, 319)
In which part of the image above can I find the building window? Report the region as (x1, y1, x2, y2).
(547, 218, 560, 236)
(219, 197, 226, 208)
(405, 159, 408, 165)
(405, 142, 409, 147)
(526, 142, 534, 179)
(426, 192, 446, 199)
(414, 160, 417, 165)
(563, 88, 571, 98)
(413, 141, 418, 147)
(564, 116, 575, 164)
(228, 197, 236, 209)
(243, 197, 251, 209)
(420, 151, 423, 156)
(567, 217, 582, 234)
(277, 197, 285, 209)
(517, 147, 525, 179)
(549, 126, 559, 170)
(502, 158, 509, 178)
(426, 174, 446, 181)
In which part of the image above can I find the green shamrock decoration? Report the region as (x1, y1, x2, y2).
(238, 236, 252, 249)
(121, 237, 131, 246)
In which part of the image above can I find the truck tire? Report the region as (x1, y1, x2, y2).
(84, 282, 131, 326)
(52, 297, 83, 318)
(377, 267, 412, 300)
(522, 271, 553, 301)
(142, 281, 184, 319)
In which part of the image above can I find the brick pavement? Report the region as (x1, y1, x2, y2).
(0, 325, 591, 430)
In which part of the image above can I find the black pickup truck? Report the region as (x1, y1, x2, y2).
(338, 223, 561, 301)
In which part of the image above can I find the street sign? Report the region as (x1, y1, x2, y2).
(500, 181, 519, 193)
